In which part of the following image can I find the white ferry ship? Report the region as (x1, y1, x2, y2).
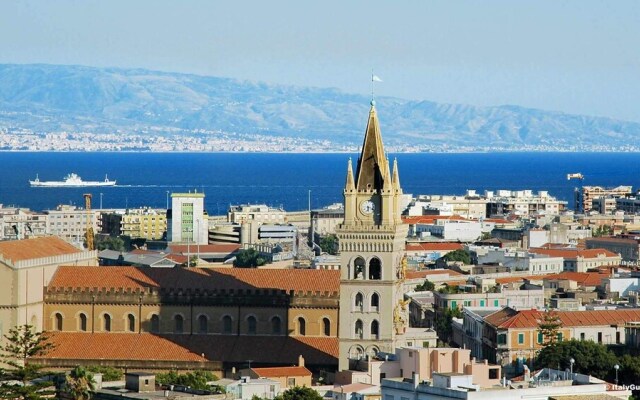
(29, 173, 116, 187)
(566, 173, 584, 181)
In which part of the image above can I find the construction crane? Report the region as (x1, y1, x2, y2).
(84, 193, 94, 251)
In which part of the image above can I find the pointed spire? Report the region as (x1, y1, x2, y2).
(392, 158, 401, 191)
(345, 158, 355, 191)
(355, 102, 389, 191)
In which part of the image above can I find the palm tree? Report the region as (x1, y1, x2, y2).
(63, 366, 95, 400)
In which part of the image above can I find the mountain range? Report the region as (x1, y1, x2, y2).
(1, 63, 639, 151)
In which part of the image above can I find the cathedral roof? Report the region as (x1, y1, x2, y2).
(0, 236, 81, 263)
(354, 104, 391, 191)
(48, 266, 340, 293)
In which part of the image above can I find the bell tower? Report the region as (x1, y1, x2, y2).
(337, 101, 408, 371)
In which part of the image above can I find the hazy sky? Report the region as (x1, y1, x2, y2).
(1, 0, 639, 121)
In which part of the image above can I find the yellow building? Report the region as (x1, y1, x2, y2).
(121, 209, 167, 240)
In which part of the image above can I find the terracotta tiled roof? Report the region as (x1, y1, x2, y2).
(483, 218, 512, 224)
(37, 333, 338, 366)
(529, 247, 619, 259)
(252, 366, 311, 378)
(42, 332, 206, 362)
(543, 272, 609, 287)
(405, 269, 463, 280)
(405, 243, 463, 252)
(402, 216, 468, 225)
(0, 236, 81, 263)
(485, 308, 640, 329)
(494, 275, 548, 284)
(48, 266, 340, 293)
(169, 244, 241, 254)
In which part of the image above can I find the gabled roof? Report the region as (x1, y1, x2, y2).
(543, 271, 609, 287)
(252, 366, 311, 378)
(406, 242, 463, 252)
(529, 247, 619, 259)
(48, 266, 340, 293)
(485, 307, 640, 329)
(37, 333, 338, 366)
(0, 236, 81, 263)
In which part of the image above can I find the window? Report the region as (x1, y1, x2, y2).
(371, 320, 379, 340)
(103, 314, 111, 332)
(518, 333, 524, 344)
(287, 378, 295, 387)
(423, 341, 430, 348)
(489, 368, 499, 379)
(369, 258, 381, 280)
(355, 292, 364, 310)
(616, 331, 621, 344)
(580, 332, 585, 340)
(298, 317, 306, 336)
(222, 316, 233, 334)
(151, 314, 160, 333)
(598, 332, 602, 343)
(198, 315, 208, 334)
(494, 300, 499, 307)
(247, 316, 257, 335)
(354, 257, 365, 279)
(497, 333, 507, 345)
(480, 300, 485, 307)
(268, 316, 281, 335)
(371, 293, 380, 311)
(79, 313, 87, 332)
(537, 332, 543, 344)
(557, 332, 563, 342)
(451, 301, 457, 309)
(54, 313, 63, 331)
(174, 315, 184, 334)
(127, 314, 135, 332)
(355, 320, 363, 339)
(323, 318, 331, 336)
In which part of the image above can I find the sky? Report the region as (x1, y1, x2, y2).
(1, 0, 640, 122)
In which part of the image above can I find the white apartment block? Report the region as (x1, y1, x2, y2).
(474, 247, 564, 274)
(416, 220, 482, 242)
(168, 191, 208, 245)
(46, 205, 100, 247)
(228, 204, 286, 224)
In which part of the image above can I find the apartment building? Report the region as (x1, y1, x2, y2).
(46, 204, 100, 247)
(575, 185, 633, 213)
(529, 247, 621, 272)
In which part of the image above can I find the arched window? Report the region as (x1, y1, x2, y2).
(371, 320, 379, 340)
(198, 315, 208, 334)
(271, 316, 282, 335)
(355, 320, 363, 339)
(151, 314, 160, 333)
(127, 314, 136, 332)
(174, 315, 184, 334)
(103, 314, 111, 332)
(298, 317, 306, 336)
(369, 257, 381, 280)
(323, 318, 331, 336)
(79, 313, 87, 332)
(371, 293, 380, 311)
(54, 313, 63, 331)
(222, 315, 233, 334)
(355, 292, 364, 311)
(354, 257, 366, 279)
(247, 316, 257, 335)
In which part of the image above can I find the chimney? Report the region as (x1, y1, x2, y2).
(412, 372, 420, 389)
(298, 355, 305, 367)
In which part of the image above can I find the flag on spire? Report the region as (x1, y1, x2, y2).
(372, 75, 383, 82)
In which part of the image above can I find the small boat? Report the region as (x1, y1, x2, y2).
(30, 173, 116, 187)
(567, 173, 584, 181)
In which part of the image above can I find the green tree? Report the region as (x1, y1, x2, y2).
(95, 236, 125, 252)
(63, 366, 95, 400)
(592, 225, 613, 237)
(536, 340, 618, 380)
(233, 248, 267, 268)
(414, 279, 435, 292)
(441, 249, 471, 265)
(275, 386, 322, 400)
(84, 366, 122, 382)
(156, 370, 218, 391)
(0, 324, 55, 400)
(537, 309, 563, 346)
(434, 307, 462, 343)
(318, 234, 338, 255)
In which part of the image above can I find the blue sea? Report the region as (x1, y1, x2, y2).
(0, 152, 638, 213)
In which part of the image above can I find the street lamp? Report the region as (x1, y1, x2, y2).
(570, 358, 575, 376)
(614, 364, 620, 385)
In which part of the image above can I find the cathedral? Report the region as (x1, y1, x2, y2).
(35, 101, 412, 377)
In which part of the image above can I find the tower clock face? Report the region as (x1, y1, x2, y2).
(360, 200, 375, 215)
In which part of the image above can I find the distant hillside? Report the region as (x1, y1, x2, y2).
(1, 63, 639, 151)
